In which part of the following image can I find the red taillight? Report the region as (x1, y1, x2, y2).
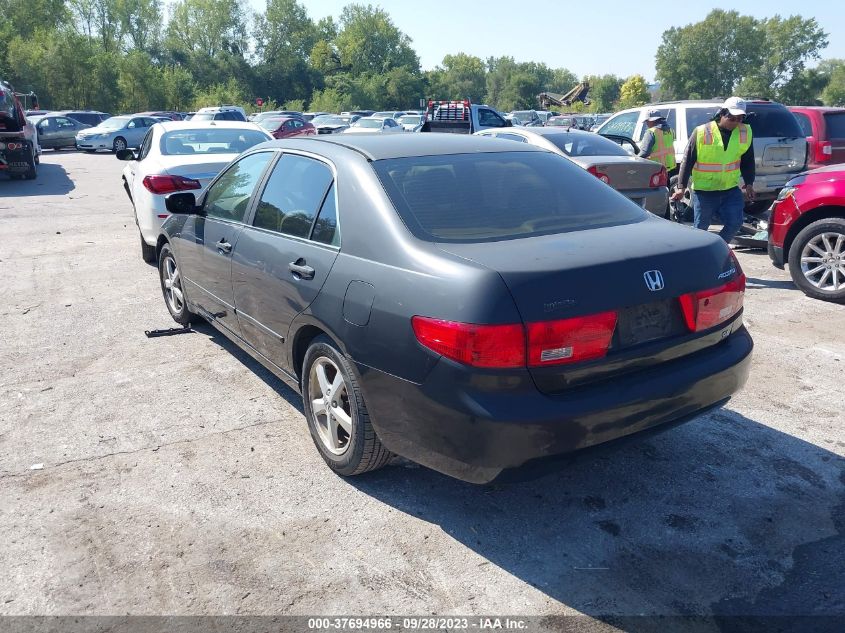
(679, 271, 746, 333)
(650, 166, 668, 188)
(587, 165, 610, 184)
(411, 317, 525, 368)
(142, 174, 202, 194)
(527, 311, 617, 366)
(411, 311, 618, 369)
(817, 141, 832, 163)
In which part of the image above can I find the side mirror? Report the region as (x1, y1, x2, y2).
(504, 119, 513, 127)
(165, 192, 198, 215)
(116, 149, 136, 161)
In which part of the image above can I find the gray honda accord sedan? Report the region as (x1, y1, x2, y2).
(156, 134, 752, 484)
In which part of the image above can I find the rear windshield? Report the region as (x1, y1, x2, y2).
(685, 105, 803, 138)
(372, 151, 645, 243)
(160, 129, 269, 155)
(545, 133, 629, 157)
(824, 112, 845, 138)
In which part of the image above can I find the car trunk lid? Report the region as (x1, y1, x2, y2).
(161, 155, 235, 189)
(437, 216, 742, 393)
(576, 155, 663, 191)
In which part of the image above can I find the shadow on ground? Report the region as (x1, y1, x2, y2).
(350, 413, 845, 631)
(0, 162, 75, 197)
(745, 276, 797, 291)
(191, 319, 845, 630)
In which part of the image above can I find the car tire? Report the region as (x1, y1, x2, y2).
(668, 175, 692, 223)
(140, 231, 157, 264)
(23, 150, 37, 180)
(787, 218, 845, 304)
(158, 243, 194, 325)
(113, 137, 127, 153)
(302, 335, 392, 477)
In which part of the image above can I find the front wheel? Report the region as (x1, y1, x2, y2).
(302, 336, 392, 476)
(113, 137, 127, 153)
(787, 218, 845, 303)
(158, 243, 194, 324)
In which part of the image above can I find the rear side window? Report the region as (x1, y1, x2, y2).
(373, 151, 645, 243)
(824, 113, 845, 138)
(685, 108, 717, 137)
(253, 154, 333, 238)
(746, 105, 803, 138)
(793, 112, 813, 137)
(546, 133, 629, 157)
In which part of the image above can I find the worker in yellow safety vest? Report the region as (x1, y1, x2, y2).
(638, 109, 676, 170)
(670, 97, 755, 243)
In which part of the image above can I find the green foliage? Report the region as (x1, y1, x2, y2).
(8, 1, 838, 118)
(656, 10, 828, 104)
(335, 4, 420, 76)
(586, 74, 623, 112)
(820, 60, 845, 106)
(617, 74, 650, 109)
(283, 99, 307, 112)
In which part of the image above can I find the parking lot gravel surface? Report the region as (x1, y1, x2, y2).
(1, 152, 843, 626)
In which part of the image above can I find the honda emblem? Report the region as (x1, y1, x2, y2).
(644, 270, 665, 291)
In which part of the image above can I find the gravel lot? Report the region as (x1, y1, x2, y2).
(1, 151, 843, 626)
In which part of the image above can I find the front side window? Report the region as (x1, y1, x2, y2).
(253, 154, 334, 238)
(374, 151, 645, 243)
(685, 107, 718, 137)
(204, 152, 274, 223)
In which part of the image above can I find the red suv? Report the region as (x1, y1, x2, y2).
(768, 165, 845, 303)
(789, 106, 845, 170)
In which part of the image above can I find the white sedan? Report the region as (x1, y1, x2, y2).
(119, 121, 272, 262)
(342, 116, 405, 134)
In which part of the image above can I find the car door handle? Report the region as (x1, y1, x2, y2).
(217, 239, 232, 254)
(289, 259, 315, 280)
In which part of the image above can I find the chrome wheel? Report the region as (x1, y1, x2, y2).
(162, 255, 185, 314)
(800, 232, 845, 292)
(308, 357, 352, 456)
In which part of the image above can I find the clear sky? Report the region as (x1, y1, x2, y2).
(246, 0, 844, 81)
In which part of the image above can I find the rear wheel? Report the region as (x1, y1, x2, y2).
(23, 149, 37, 180)
(302, 335, 392, 476)
(788, 218, 845, 303)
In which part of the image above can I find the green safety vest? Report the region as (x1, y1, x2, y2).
(645, 127, 676, 170)
(691, 121, 752, 191)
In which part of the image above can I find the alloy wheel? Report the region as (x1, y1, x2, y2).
(113, 138, 126, 152)
(800, 232, 845, 292)
(162, 256, 185, 314)
(308, 357, 352, 456)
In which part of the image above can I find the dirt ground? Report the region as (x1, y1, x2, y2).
(1, 152, 843, 627)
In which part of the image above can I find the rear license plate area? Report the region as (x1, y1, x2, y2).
(616, 299, 679, 347)
(765, 147, 790, 162)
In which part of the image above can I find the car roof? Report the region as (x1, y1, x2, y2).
(156, 121, 266, 132)
(252, 134, 547, 160)
(789, 106, 845, 113)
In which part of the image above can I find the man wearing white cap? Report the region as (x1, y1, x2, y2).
(670, 97, 755, 243)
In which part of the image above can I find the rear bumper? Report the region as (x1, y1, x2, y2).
(358, 327, 753, 483)
(624, 187, 669, 215)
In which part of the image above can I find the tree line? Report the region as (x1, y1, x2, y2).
(0, 1, 842, 115)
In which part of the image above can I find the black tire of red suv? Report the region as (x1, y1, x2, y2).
(787, 218, 845, 304)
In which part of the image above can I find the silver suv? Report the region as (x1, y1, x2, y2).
(596, 99, 807, 205)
